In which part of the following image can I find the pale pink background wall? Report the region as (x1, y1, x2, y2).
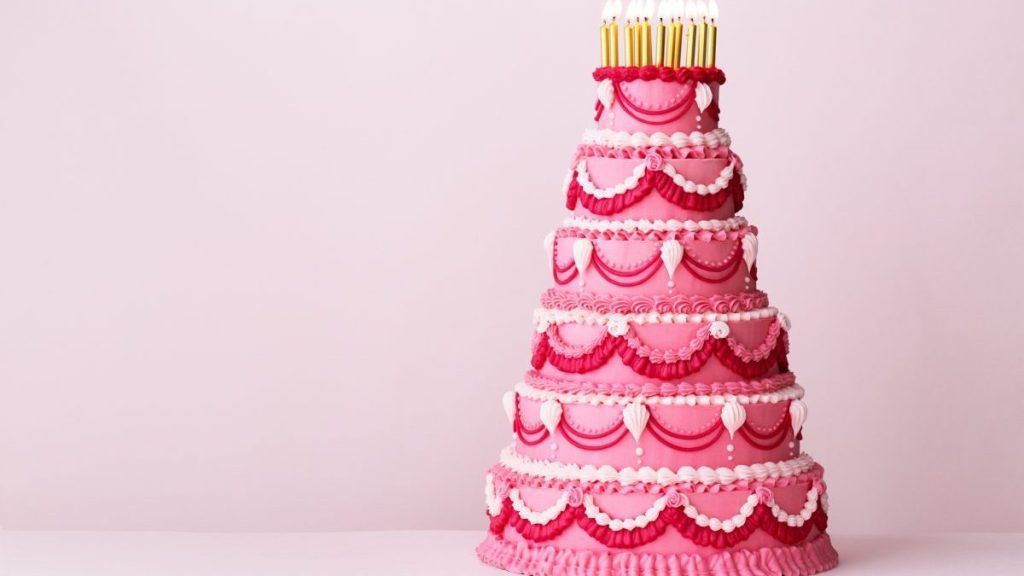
(0, 0, 1022, 534)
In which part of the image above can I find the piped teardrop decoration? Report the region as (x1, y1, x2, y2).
(721, 400, 747, 440)
(573, 239, 594, 286)
(790, 399, 808, 437)
(743, 234, 759, 273)
(660, 240, 683, 289)
(544, 231, 556, 269)
(502, 391, 517, 425)
(695, 82, 714, 113)
(540, 400, 563, 437)
(622, 401, 650, 443)
(597, 78, 616, 112)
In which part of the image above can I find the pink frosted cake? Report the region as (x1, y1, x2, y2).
(476, 4, 838, 576)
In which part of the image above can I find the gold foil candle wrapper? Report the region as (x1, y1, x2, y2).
(663, 22, 675, 67)
(622, 21, 630, 65)
(705, 23, 717, 67)
(685, 23, 696, 67)
(634, 21, 643, 65)
(601, 23, 610, 66)
(696, 19, 707, 68)
(611, 20, 620, 66)
(655, 21, 666, 66)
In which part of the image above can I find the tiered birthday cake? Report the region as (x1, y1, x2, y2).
(476, 1, 838, 575)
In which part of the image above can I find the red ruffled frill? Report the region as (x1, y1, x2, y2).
(566, 169, 745, 215)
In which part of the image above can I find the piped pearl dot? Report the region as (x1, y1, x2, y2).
(668, 280, 675, 289)
(727, 455, 734, 461)
(745, 277, 752, 283)
(635, 447, 644, 456)
(789, 442, 796, 449)
(726, 444, 735, 452)
(550, 443, 558, 451)
(637, 459, 643, 465)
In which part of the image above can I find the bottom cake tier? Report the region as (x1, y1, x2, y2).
(478, 532, 838, 576)
(477, 449, 838, 576)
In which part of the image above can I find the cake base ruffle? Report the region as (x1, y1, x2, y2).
(477, 533, 839, 576)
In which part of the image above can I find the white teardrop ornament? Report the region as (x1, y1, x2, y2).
(573, 239, 594, 283)
(623, 401, 650, 443)
(597, 79, 616, 112)
(502, 391, 517, 425)
(695, 82, 714, 113)
(721, 401, 747, 440)
(540, 400, 563, 436)
(789, 400, 808, 437)
(661, 240, 683, 288)
(743, 234, 759, 273)
(544, 232, 556, 268)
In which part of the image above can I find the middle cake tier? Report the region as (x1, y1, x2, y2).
(508, 378, 806, 471)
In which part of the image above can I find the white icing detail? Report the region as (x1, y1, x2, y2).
(721, 401, 747, 440)
(544, 231, 556, 269)
(709, 321, 731, 339)
(768, 488, 820, 528)
(502, 391, 517, 425)
(514, 382, 806, 408)
(540, 400, 563, 436)
(660, 240, 683, 285)
(582, 128, 732, 149)
(498, 445, 818, 486)
(684, 493, 760, 534)
(495, 480, 822, 533)
(485, 474, 503, 517)
(606, 314, 630, 337)
(743, 234, 759, 272)
(597, 78, 616, 112)
(584, 493, 669, 531)
(572, 239, 594, 278)
(622, 401, 650, 443)
(695, 82, 713, 113)
(564, 216, 748, 234)
(778, 313, 792, 332)
(533, 306, 779, 328)
(509, 488, 572, 526)
(574, 159, 737, 200)
(789, 399, 808, 437)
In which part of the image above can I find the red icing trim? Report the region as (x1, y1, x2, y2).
(531, 327, 789, 380)
(553, 235, 747, 287)
(576, 144, 732, 160)
(613, 82, 695, 126)
(566, 168, 745, 215)
(593, 66, 727, 85)
(490, 497, 828, 550)
(514, 399, 795, 453)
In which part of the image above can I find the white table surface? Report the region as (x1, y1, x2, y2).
(1, 531, 1022, 576)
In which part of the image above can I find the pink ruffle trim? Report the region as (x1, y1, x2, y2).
(477, 533, 839, 576)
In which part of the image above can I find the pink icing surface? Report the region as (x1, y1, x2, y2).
(514, 397, 798, 470)
(597, 80, 721, 135)
(572, 157, 740, 222)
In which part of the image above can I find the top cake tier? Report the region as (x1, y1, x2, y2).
(593, 67, 724, 135)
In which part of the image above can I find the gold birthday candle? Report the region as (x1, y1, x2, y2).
(684, 0, 697, 67)
(601, 1, 611, 66)
(706, 0, 719, 67)
(625, 1, 635, 66)
(610, 0, 621, 66)
(671, 0, 684, 68)
(655, 1, 667, 66)
(695, 0, 708, 68)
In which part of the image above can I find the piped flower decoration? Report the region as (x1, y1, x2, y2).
(665, 488, 687, 509)
(709, 321, 731, 339)
(567, 485, 585, 508)
(645, 151, 665, 172)
(607, 314, 630, 337)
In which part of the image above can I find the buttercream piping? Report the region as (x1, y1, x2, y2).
(572, 158, 737, 199)
(533, 306, 779, 330)
(538, 290, 770, 315)
(564, 216, 748, 234)
(513, 381, 805, 407)
(523, 371, 797, 397)
(582, 128, 731, 149)
(497, 445, 817, 486)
